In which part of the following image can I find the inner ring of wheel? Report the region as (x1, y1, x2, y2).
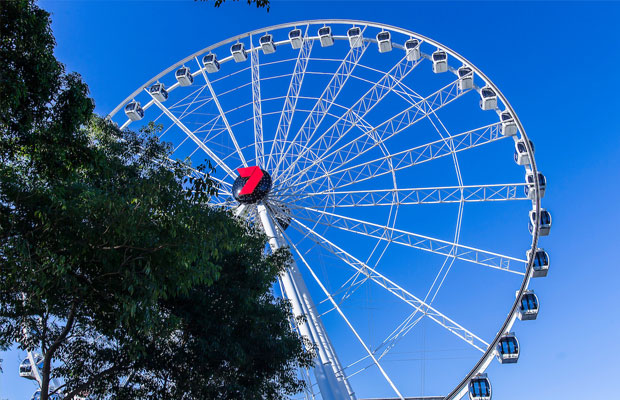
(107, 19, 542, 399)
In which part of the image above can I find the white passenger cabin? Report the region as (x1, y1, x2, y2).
(175, 67, 193, 86)
(347, 27, 363, 48)
(479, 85, 497, 110)
(496, 333, 519, 364)
(432, 50, 448, 73)
(517, 290, 539, 320)
(203, 53, 220, 73)
(405, 38, 421, 61)
(377, 31, 392, 53)
(529, 209, 552, 236)
(457, 65, 473, 90)
(527, 248, 550, 277)
(149, 83, 168, 102)
(231, 43, 247, 62)
(525, 171, 546, 200)
(500, 110, 517, 136)
(288, 29, 302, 49)
(124, 101, 144, 121)
(318, 26, 334, 47)
(469, 373, 491, 400)
(514, 139, 534, 166)
(260, 33, 276, 54)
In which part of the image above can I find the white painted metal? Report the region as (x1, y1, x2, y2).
(251, 40, 265, 167)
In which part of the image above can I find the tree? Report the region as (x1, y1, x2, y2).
(0, 1, 310, 399)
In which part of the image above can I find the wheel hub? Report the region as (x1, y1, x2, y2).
(232, 166, 272, 204)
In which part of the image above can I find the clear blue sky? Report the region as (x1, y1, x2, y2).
(2, 1, 620, 399)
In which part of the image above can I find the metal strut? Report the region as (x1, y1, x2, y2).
(256, 204, 355, 400)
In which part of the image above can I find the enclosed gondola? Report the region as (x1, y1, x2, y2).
(432, 50, 448, 73)
(479, 85, 497, 110)
(318, 26, 334, 47)
(149, 83, 168, 102)
(528, 209, 552, 236)
(527, 248, 550, 277)
(231, 42, 247, 62)
(288, 28, 302, 49)
(376, 31, 392, 53)
(19, 354, 43, 380)
(500, 110, 517, 137)
(514, 139, 534, 166)
(124, 101, 144, 121)
(347, 26, 363, 48)
(524, 171, 546, 200)
(260, 33, 276, 54)
(175, 66, 193, 86)
(469, 373, 491, 400)
(202, 53, 220, 73)
(405, 38, 421, 61)
(457, 65, 473, 90)
(517, 290, 539, 320)
(496, 333, 519, 364)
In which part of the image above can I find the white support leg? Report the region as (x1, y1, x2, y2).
(257, 204, 354, 400)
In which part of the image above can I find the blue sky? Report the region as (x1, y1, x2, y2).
(2, 1, 620, 399)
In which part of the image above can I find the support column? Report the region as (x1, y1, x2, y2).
(257, 204, 354, 400)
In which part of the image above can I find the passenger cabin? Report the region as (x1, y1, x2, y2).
(149, 83, 168, 102)
(260, 33, 276, 54)
(405, 38, 421, 61)
(203, 53, 220, 73)
(480, 86, 497, 110)
(469, 373, 491, 400)
(518, 290, 539, 320)
(514, 139, 534, 166)
(457, 65, 474, 90)
(529, 209, 552, 236)
(496, 333, 519, 364)
(377, 31, 392, 53)
(19, 354, 43, 380)
(124, 101, 144, 122)
(527, 248, 550, 277)
(525, 171, 546, 200)
(347, 27, 363, 48)
(318, 26, 334, 47)
(231, 43, 247, 62)
(175, 67, 193, 86)
(432, 50, 448, 73)
(500, 110, 517, 137)
(289, 29, 302, 49)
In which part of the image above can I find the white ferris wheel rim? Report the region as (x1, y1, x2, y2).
(107, 19, 544, 400)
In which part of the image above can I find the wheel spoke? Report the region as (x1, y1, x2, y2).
(272, 34, 370, 180)
(195, 57, 248, 168)
(250, 40, 265, 167)
(289, 217, 490, 352)
(267, 25, 314, 173)
(288, 206, 526, 274)
(275, 121, 503, 197)
(147, 94, 237, 179)
(280, 78, 471, 192)
(281, 227, 405, 400)
(279, 183, 529, 208)
(278, 52, 424, 185)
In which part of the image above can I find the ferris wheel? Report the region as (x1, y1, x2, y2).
(102, 19, 552, 400)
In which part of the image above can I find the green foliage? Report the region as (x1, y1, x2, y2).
(0, 1, 310, 399)
(195, 0, 270, 12)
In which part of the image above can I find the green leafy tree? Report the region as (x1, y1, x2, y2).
(0, 1, 311, 399)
